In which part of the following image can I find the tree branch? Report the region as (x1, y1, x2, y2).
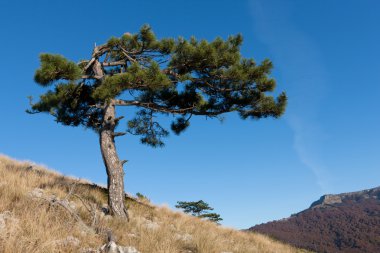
(119, 47, 137, 64)
(81, 75, 103, 80)
(114, 99, 196, 114)
(102, 61, 126, 67)
(92, 44, 110, 58)
(84, 57, 96, 72)
(114, 116, 124, 122)
(114, 99, 231, 116)
(89, 103, 105, 109)
(113, 132, 126, 137)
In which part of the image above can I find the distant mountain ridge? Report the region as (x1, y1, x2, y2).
(309, 186, 380, 209)
(249, 186, 380, 253)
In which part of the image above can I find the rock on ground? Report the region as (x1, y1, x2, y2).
(100, 241, 140, 253)
(0, 211, 19, 233)
(52, 236, 80, 247)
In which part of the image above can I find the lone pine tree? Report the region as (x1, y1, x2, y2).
(176, 200, 223, 224)
(29, 25, 287, 219)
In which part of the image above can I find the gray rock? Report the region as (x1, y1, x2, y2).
(61, 199, 77, 210)
(0, 214, 6, 231)
(81, 247, 98, 253)
(142, 219, 160, 230)
(29, 188, 44, 198)
(310, 194, 343, 208)
(309, 186, 380, 209)
(122, 246, 140, 253)
(0, 211, 19, 233)
(174, 233, 192, 242)
(126, 233, 139, 238)
(99, 241, 140, 253)
(99, 241, 117, 253)
(53, 236, 80, 247)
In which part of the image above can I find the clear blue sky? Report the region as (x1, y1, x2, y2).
(1, 0, 380, 229)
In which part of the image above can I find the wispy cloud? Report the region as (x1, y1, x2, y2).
(288, 115, 331, 192)
(250, 0, 332, 193)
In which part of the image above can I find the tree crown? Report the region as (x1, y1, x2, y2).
(175, 200, 214, 216)
(29, 25, 287, 147)
(175, 200, 223, 224)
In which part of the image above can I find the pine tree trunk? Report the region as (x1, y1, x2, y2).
(99, 99, 128, 219)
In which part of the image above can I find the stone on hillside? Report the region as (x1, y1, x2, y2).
(169, 224, 177, 231)
(174, 233, 193, 242)
(80, 247, 98, 253)
(0, 211, 19, 233)
(29, 188, 44, 198)
(142, 219, 160, 230)
(126, 233, 138, 238)
(53, 236, 80, 247)
(122, 246, 140, 253)
(29, 188, 77, 211)
(0, 214, 6, 231)
(99, 241, 140, 253)
(61, 199, 77, 210)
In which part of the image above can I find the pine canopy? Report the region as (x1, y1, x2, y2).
(29, 25, 287, 147)
(175, 200, 223, 223)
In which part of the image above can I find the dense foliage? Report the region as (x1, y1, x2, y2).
(29, 25, 287, 147)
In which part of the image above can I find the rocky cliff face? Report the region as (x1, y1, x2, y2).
(249, 186, 380, 253)
(309, 186, 380, 209)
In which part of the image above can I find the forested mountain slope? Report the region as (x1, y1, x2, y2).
(250, 187, 380, 253)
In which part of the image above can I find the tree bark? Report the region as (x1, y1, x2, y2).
(99, 99, 129, 219)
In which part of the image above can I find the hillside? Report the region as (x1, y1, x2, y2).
(249, 187, 380, 253)
(0, 155, 309, 253)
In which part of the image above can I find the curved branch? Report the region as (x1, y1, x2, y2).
(114, 99, 196, 114)
(113, 132, 126, 137)
(113, 99, 233, 116)
(102, 61, 126, 67)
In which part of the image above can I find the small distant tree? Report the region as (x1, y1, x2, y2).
(29, 25, 287, 219)
(136, 192, 149, 202)
(176, 200, 223, 223)
(198, 212, 223, 224)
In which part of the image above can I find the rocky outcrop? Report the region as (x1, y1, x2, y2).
(309, 186, 380, 209)
(309, 194, 343, 208)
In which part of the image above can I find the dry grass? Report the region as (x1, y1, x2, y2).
(0, 154, 311, 253)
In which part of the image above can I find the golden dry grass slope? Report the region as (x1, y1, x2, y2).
(0, 155, 311, 253)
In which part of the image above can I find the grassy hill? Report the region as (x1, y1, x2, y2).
(0, 154, 310, 253)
